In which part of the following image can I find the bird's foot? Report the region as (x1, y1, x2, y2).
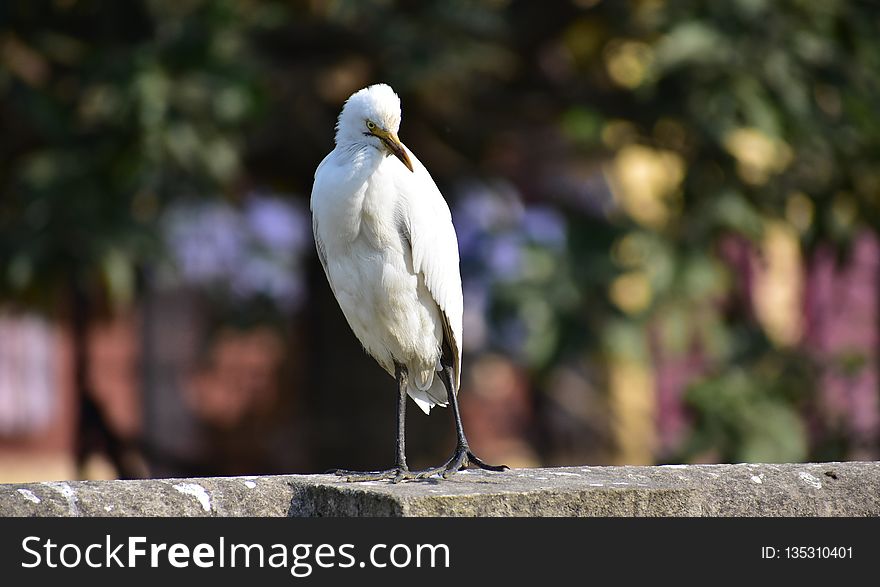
(414, 444, 509, 479)
(334, 467, 419, 484)
(333, 446, 508, 482)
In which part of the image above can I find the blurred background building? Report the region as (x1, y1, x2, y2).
(1, 0, 879, 482)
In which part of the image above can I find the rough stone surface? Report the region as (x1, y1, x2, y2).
(1, 462, 877, 517)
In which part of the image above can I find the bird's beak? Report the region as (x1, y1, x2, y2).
(374, 129, 414, 172)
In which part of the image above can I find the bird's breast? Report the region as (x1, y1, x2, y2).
(314, 155, 404, 250)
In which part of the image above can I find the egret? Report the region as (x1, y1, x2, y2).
(310, 83, 508, 481)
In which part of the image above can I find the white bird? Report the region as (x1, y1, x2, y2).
(310, 83, 507, 481)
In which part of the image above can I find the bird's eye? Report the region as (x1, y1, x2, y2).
(366, 120, 376, 130)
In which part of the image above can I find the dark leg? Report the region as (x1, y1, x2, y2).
(336, 363, 415, 482)
(394, 363, 408, 470)
(415, 365, 508, 479)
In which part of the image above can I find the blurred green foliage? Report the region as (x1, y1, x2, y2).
(0, 0, 269, 310)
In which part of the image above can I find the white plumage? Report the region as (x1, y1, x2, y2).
(310, 84, 460, 414)
(310, 83, 505, 479)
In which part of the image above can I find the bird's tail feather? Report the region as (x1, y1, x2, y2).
(407, 374, 449, 415)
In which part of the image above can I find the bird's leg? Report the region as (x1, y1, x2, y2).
(415, 365, 509, 479)
(336, 362, 416, 483)
(395, 366, 408, 470)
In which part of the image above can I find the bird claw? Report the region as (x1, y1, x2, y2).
(334, 447, 508, 483)
(414, 446, 509, 480)
(466, 451, 510, 473)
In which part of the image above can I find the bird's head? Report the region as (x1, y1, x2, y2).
(335, 83, 414, 172)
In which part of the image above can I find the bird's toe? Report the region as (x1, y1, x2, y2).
(467, 451, 510, 472)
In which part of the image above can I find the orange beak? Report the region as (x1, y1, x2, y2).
(373, 128, 414, 172)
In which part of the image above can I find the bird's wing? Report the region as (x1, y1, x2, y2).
(312, 216, 333, 291)
(395, 149, 464, 393)
(311, 151, 337, 295)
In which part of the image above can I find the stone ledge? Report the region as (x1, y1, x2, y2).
(1, 462, 878, 517)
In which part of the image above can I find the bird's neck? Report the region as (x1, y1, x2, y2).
(337, 141, 382, 168)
